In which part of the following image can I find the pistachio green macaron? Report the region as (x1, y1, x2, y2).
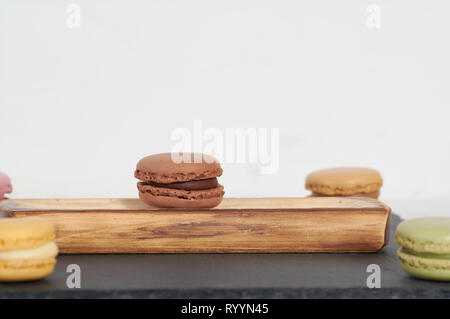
(395, 217, 450, 281)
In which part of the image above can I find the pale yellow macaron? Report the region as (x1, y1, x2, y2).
(305, 167, 383, 199)
(0, 218, 58, 282)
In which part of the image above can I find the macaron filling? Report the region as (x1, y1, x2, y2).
(138, 182, 224, 200)
(0, 241, 58, 260)
(397, 247, 450, 270)
(401, 247, 450, 260)
(144, 177, 219, 191)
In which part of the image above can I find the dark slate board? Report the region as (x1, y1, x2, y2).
(1, 214, 449, 299)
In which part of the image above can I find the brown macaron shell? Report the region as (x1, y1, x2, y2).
(139, 191, 224, 208)
(135, 153, 222, 184)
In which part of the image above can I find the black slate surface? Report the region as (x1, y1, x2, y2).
(1, 213, 449, 299)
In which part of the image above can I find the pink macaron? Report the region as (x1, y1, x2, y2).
(0, 172, 12, 200)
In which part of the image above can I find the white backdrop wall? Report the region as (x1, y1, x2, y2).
(1, 1, 449, 218)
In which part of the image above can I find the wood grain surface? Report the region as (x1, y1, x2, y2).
(0, 197, 391, 254)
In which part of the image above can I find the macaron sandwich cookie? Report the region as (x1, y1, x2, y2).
(0, 218, 58, 282)
(395, 217, 450, 281)
(305, 167, 383, 199)
(135, 153, 225, 208)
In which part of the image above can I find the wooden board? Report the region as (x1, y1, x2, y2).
(0, 197, 391, 254)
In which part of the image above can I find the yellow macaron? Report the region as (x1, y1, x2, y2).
(0, 218, 58, 282)
(305, 167, 383, 199)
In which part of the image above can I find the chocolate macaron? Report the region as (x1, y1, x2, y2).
(305, 167, 383, 199)
(135, 153, 225, 208)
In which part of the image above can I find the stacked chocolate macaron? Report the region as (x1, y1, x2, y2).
(135, 153, 225, 208)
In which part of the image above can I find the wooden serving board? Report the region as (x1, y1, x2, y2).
(0, 197, 391, 254)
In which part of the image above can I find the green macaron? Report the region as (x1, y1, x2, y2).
(395, 217, 450, 281)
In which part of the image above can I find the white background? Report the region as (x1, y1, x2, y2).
(1, 1, 449, 218)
